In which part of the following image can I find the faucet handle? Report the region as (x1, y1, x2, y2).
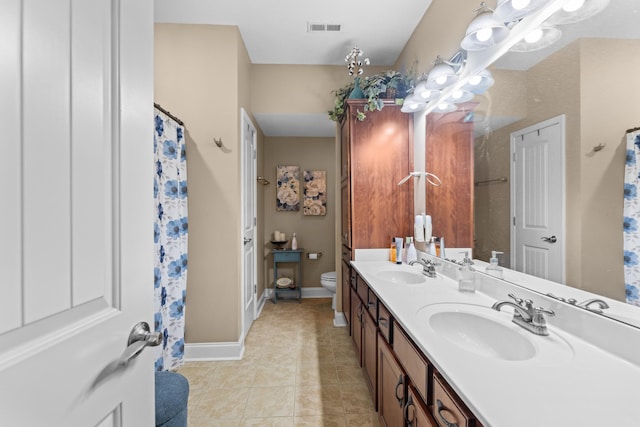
(507, 293, 523, 306)
(534, 306, 555, 316)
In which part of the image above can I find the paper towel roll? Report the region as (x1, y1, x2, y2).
(308, 253, 318, 260)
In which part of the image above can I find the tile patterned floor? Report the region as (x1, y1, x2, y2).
(179, 298, 381, 426)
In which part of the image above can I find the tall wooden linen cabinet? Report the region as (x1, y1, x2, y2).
(340, 99, 414, 329)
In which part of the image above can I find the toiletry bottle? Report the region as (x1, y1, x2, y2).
(439, 237, 446, 259)
(406, 237, 417, 264)
(414, 214, 425, 243)
(428, 237, 436, 256)
(458, 251, 476, 293)
(395, 237, 403, 264)
(435, 238, 441, 257)
(390, 239, 397, 263)
(291, 233, 298, 250)
(486, 251, 504, 279)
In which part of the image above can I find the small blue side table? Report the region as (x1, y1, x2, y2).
(272, 248, 303, 303)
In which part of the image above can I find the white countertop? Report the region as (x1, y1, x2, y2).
(351, 258, 640, 427)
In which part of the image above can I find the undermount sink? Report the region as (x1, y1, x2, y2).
(376, 270, 426, 285)
(416, 303, 574, 363)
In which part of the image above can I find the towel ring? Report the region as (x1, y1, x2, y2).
(425, 172, 442, 187)
(397, 171, 442, 187)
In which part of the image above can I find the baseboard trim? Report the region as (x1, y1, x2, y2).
(333, 311, 347, 327)
(184, 341, 244, 361)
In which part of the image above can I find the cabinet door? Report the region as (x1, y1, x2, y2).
(406, 385, 437, 427)
(378, 333, 406, 427)
(350, 287, 362, 365)
(341, 258, 351, 328)
(362, 309, 377, 406)
(348, 101, 413, 249)
(341, 180, 351, 248)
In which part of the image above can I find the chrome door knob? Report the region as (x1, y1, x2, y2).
(541, 235, 557, 243)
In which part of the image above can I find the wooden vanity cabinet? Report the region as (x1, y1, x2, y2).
(432, 373, 478, 427)
(340, 100, 413, 255)
(406, 385, 437, 427)
(341, 247, 351, 330)
(378, 334, 406, 427)
(351, 274, 378, 405)
(350, 287, 362, 364)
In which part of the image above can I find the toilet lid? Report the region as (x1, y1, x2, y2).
(321, 271, 337, 281)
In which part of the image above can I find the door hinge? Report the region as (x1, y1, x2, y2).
(254, 217, 256, 226)
(513, 217, 516, 226)
(254, 284, 257, 294)
(512, 152, 516, 162)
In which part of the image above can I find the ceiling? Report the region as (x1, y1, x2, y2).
(154, 0, 640, 137)
(154, 0, 432, 66)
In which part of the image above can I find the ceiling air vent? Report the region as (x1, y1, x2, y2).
(307, 22, 342, 32)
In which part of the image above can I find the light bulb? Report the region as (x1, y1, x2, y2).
(420, 89, 433, 99)
(524, 28, 543, 43)
(476, 27, 493, 42)
(437, 103, 449, 110)
(452, 90, 464, 100)
(435, 75, 448, 85)
(512, 0, 531, 10)
(562, 0, 585, 12)
(469, 75, 482, 86)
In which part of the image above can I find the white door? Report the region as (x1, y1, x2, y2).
(511, 115, 565, 283)
(0, 1, 155, 425)
(241, 109, 258, 338)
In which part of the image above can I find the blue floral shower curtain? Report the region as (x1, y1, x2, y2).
(154, 108, 188, 371)
(624, 129, 640, 307)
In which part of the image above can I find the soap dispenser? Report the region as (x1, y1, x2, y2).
(428, 237, 437, 256)
(458, 251, 476, 293)
(406, 237, 417, 264)
(291, 233, 298, 250)
(486, 251, 504, 279)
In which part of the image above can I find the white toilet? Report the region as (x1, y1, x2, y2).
(320, 271, 337, 309)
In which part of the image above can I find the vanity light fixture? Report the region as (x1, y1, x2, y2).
(433, 102, 457, 113)
(447, 89, 475, 104)
(413, 80, 442, 102)
(547, 0, 609, 24)
(400, 93, 429, 113)
(461, 69, 495, 94)
(510, 24, 562, 52)
(461, 2, 510, 51)
(424, 56, 459, 90)
(494, 0, 551, 23)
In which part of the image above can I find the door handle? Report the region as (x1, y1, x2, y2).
(244, 237, 252, 244)
(118, 321, 162, 367)
(541, 235, 557, 243)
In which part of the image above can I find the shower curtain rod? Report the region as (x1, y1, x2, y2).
(154, 102, 185, 126)
(627, 126, 640, 134)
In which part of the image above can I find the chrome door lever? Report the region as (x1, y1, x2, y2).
(541, 235, 557, 243)
(118, 321, 162, 367)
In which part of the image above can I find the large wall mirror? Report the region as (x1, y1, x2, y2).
(431, 1, 640, 325)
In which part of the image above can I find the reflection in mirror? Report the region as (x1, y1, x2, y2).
(469, 1, 640, 323)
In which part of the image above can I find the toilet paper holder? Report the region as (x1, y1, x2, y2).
(307, 252, 323, 260)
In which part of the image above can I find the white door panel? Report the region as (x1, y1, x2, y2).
(242, 109, 257, 338)
(511, 115, 565, 283)
(0, 0, 154, 425)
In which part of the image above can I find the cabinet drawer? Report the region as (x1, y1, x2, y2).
(394, 326, 429, 401)
(366, 289, 378, 320)
(378, 303, 392, 344)
(273, 251, 301, 262)
(357, 275, 368, 304)
(432, 374, 475, 427)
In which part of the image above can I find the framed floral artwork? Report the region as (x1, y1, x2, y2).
(303, 170, 327, 216)
(276, 165, 300, 211)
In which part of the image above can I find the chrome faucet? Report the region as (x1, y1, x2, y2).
(577, 298, 610, 314)
(492, 293, 555, 336)
(547, 293, 610, 314)
(409, 258, 437, 278)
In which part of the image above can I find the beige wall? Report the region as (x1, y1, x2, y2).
(262, 137, 337, 290)
(474, 38, 640, 301)
(155, 23, 253, 343)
